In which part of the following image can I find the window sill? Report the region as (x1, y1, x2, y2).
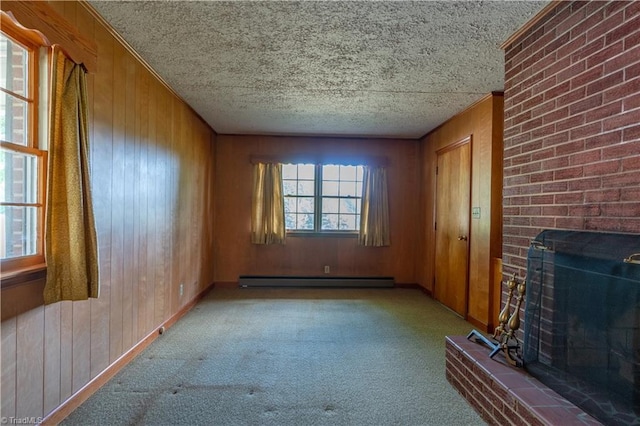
(1, 263, 47, 289)
(286, 231, 359, 238)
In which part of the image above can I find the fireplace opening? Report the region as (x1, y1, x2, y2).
(524, 230, 640, 425)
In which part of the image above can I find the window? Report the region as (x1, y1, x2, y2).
(282, 163, 363, 233)
(0, 29, 46, 272)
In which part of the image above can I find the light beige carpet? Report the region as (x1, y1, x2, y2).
(62, 287, 485, 425)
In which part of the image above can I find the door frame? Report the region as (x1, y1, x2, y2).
(434, 135, 472, 318)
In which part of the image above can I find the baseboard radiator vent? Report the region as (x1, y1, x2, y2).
(238, 276, 394, 288)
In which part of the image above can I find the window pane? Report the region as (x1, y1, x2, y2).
(281, 164, 297, 180)
(341, 166, 357, 180)
(323, 165, 339, 180)
(284, 179, 314, 196)
(339, 181, 357, 197)
(0, 205, 38, 258)
(283, 180, 297, 196)
(283, 163, 317, 231)
(0, 92, 29, 145)
(0, 31, 40, 265)
(0, 35, 28, 96)
(284, 197, 296, 213)
(322, 198, 338, 214)
(340, 198, 357, 214)
(297, 197, 314, 213)
(285, 213, 297, 230)
(298, 164, 315, 180)
(297, 180, 314, 196)
(296, 213, 314, 230)
(339, 215, 357, 230)
(322, 214, 339, 230)
(322, 181, 338, 196)
(319, 164, 363, 231)
(1, 149, 38, 203)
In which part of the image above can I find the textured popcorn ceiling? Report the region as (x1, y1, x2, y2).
(89, 1, 549, 138)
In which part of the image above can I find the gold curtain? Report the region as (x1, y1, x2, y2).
(359, 166, 390, 247)
(43, 48, 99, 304)
(251, 162, 286, 245)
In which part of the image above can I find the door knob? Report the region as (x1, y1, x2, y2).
(457, 235, 468, 241)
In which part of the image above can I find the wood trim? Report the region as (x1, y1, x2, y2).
(212, 281, 240, 289)
(1, 277, 45, 321)
(0, 21, 47, 279)
(0, 142, 43, 156)
(40, 282, 215, 426)
(490, 257, 503, 333)
(217, 281, 432, 294)
(239, 276, 394, 288)
(0, 11, 48, 48)
(250, 154, 390, 167)
(78, 0, 214, 133)
(500, 1, 561, 49)
(222, 130, 413, 140)
(394, 283, 432, 297)
(435, 135, 472, 156)
(466, 314, 489, 333)
(0, 1, 97, 72)
(421, 93, 502, 141)
(0, 264, 45, 289)
(78, 1, 165, 91)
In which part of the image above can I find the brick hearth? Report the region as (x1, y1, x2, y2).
(445, 336, 602, 426)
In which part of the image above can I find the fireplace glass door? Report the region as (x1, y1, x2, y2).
(524, 230, 640, 425)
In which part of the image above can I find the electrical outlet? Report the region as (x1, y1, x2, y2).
(179, 283, 184, 297)
(324, 265, 330, 274)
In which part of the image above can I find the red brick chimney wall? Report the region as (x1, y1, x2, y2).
(502, 0, 640, 278)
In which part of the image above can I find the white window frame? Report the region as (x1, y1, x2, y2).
(282, 163, 363, 235)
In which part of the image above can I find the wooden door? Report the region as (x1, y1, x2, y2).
(434, 138, 471, 317)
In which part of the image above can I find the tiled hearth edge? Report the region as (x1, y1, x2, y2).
(445, 336, 602, 426)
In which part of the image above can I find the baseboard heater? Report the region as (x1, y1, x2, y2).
(238, 276, 395, 288)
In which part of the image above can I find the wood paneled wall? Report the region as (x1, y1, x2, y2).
(418, 94, 504, 330)
(213, 135, 420, 284)
(1, 1, 216, 420)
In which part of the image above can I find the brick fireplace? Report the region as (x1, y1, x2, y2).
(447, 1, 640, 424)
(445, 336, 601, 425)
(502, 0, 640, 276)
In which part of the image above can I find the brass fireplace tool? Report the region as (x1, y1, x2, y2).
(467, 273, 526, 367)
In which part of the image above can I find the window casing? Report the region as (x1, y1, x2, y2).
(0, 29, 46, 273)
(282, 163, 363, 234)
